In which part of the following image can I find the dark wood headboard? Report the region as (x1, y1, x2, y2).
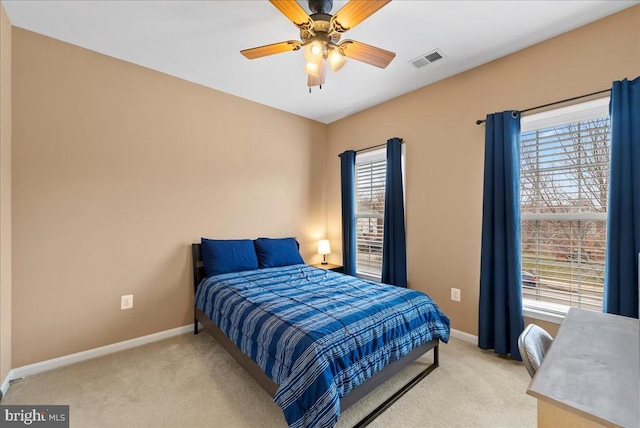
(192, 243, 205, 294)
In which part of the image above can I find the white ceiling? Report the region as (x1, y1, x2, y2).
(3, 0, 637, 123)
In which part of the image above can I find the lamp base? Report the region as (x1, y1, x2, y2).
(321, 261, 328, 265)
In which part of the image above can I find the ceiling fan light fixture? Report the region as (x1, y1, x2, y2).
(304, 40, 325, 64)
(328, 48, 346, 72)
(303, 62, 320, 77)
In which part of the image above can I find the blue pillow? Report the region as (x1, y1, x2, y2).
(254, 237, 304, 268)
(200, 238, 259, 277)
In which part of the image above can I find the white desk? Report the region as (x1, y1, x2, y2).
(527, 308, 639, 428)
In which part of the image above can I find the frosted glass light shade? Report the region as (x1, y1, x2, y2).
(304, 41, 324, 64)
(303, 62, 320, 77)
(328, 48, 346, 72)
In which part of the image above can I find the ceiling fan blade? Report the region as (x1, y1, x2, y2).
(331, 0, 391, 33)
(241, 40, 302, 60)
(308, 58, 326, 87)
(269, 0, 314, 30)
(339, 40, 395, 68)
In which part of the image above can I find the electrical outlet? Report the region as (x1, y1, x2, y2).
(121, 294, 133, 310)
(451, 288, 461, 302)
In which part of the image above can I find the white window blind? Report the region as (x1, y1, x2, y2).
(355, 149, 386, 279)
(520, 98, 610, 313)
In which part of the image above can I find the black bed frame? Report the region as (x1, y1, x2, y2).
(191, 243, 439, 427)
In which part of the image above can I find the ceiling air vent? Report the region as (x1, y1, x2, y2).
(410, 49, 446, 69)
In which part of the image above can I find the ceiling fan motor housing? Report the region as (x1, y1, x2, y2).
(301, 13, 340, 45)
(308, 0, 333, 14)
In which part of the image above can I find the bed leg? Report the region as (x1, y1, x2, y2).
(434, 343, 439, 367)
(194, 317, 199, 335)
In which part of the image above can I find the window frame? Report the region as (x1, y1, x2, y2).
(519, 97, 610, 323)
(354, 148, 387, 281)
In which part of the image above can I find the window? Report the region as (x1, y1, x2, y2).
(355, 149, 386, 279)
(520, 98, 610, 315)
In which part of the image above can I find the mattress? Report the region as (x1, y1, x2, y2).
(195, 264, 450, 428)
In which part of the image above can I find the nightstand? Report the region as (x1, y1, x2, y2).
(311, 263, 344, 273)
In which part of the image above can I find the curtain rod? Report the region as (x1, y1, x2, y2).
(475, 88, 611, 125)
(356, 142, 387, 153)
(337, 139, 405, 157)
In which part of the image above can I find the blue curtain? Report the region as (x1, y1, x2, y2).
(382, 138, 407, 287)
(340, 150, 356, 276)
(604, 76, 640, 319)
(478, 111, 524, 360)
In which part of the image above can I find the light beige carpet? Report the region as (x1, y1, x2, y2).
(2, 333, 536, 427)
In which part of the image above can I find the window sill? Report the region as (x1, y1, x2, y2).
(356, 272, 381, 282)
(522, 299, 568, 324)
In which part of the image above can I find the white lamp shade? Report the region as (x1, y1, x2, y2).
(317, 239, 331, 255)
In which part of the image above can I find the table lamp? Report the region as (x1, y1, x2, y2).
(318, 239, 331, 265)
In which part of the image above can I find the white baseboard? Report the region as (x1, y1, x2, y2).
(450, 328, 478, 344)
(6, 324, 197, 388)
(1, 323, 473, 399)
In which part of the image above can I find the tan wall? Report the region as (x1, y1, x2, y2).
(7, 6, 639, 369)
(0, 3, 12, 383)
(11, 29, 327, 367)
(326, 7, 640, 335)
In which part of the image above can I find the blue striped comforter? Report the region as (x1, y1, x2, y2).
(195, 264, 450, 428)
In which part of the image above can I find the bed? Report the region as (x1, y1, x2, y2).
(192, 239, 450, 427)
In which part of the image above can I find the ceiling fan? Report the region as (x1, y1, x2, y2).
(241, 0, 395, 91)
